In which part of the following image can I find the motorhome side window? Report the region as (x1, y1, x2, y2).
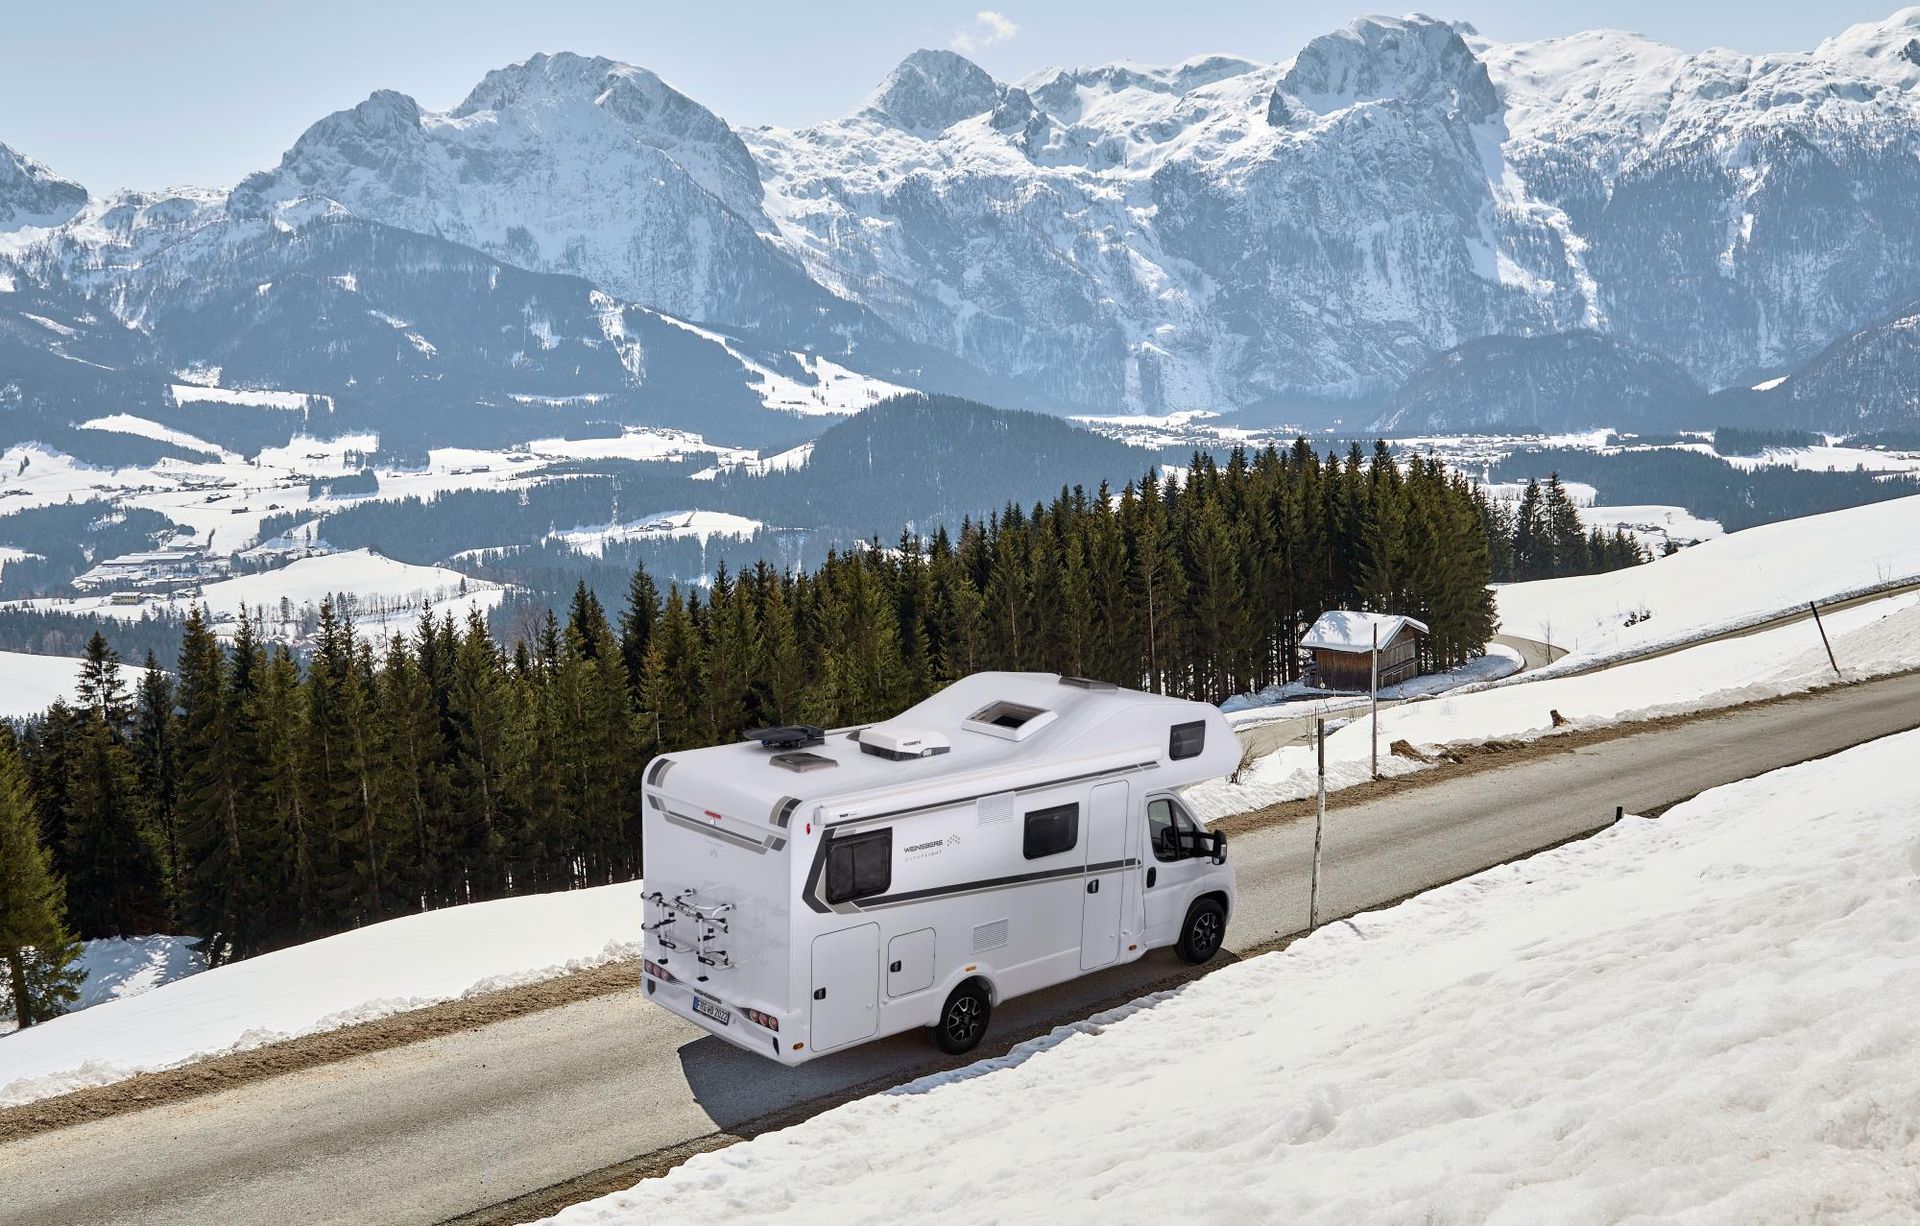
(1169, 720, 1205, 760)
(1022, 803, 1078, 859)
(825, 829, 892, 904)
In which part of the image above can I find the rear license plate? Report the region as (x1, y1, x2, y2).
(693, 996, 731, 1026)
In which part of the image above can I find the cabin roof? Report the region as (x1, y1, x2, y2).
(650, 672, 1232, 812)
(1301, 610, 1429, 654)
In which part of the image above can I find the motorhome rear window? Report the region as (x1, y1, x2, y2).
(1169, 720, 1206, 761)
(825, 829, 892, 904)
(1022, 803, 1079, 859)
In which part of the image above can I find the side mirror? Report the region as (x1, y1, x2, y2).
(1210, 830, 1227, 865)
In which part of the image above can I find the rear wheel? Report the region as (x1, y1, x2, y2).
(1176, 897, 1227, 964)
(931, 979, 991, 1055)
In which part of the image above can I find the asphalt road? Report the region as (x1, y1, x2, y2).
(5, 670, 1918, 1226)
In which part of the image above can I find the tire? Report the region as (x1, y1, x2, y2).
(931, 979, 991, 1055)
(1176, 897, 1228, 964)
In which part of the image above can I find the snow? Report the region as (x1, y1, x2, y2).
(1498, 493, 1920, 665)
(1299, 609, 1427, 652)
(0, 650, 104, 719)
(1722, 444, 1920, 476)
(0, 881, 646, 1107)
(1578, 503, 1723, 553)
(550, 510, 762, 557)
(1189, 585, 1920, 819)
(170, 384, 329, 412)
(690, 441, 814, 481)
(1222, 645, 1524, 720)
(1, 937, 205, 1038)
(555, 729, 1920, 1226)
(192, 548, 503, 626)
(78, 414, 235, 459)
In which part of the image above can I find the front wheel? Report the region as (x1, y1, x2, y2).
(931, 979, 991, 1055)
(1176, 897, 1227, 964)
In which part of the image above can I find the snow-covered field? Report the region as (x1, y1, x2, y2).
(0, 650, 154, 720)
(8, 548, 506, 638)
(556, 729, 1920, 1225)
(1579, 503, 1722, 553)
(1723, 443, 1920, 476)
(0, 881, 646, 1107)
(550, 510, 762, 557)
(1499, 493, 1920, 667)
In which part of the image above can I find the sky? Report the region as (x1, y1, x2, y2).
(1, 1, 1907, 192)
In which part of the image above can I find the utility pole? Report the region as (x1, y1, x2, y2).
(1809, 601, 1841, 680)
(1370, 621, 1380, 780)
(1311, 716, 1327, 931)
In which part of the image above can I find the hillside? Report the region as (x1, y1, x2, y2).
(1373, 331, 1705, 432)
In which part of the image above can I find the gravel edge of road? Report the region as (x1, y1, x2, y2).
(4, 667, 1914, 1155)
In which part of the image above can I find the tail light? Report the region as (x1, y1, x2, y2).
(643, 958, 675, 983)
(743, 1008, 780, 1032)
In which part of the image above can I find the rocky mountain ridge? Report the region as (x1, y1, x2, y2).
(4, 9, 1920, 440)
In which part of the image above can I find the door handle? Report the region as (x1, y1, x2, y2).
(889, 960, 902, 973)
(813, 988, 826, 1000)
(1146, 867, 1157, 887)
(1087, 878, 1099, 894)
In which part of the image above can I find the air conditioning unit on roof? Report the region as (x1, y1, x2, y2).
(859, 725, 952, 761)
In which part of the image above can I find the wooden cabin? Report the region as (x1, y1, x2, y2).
(1302, 611, 1429, 692)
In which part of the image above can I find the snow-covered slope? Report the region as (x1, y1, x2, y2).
(0, 880, 645, 1106)
(1495, 492, 1920, 664)
(557, 729, 1920, 1224)
(0, 650, 122, 719)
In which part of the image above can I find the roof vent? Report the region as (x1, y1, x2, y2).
(860, 726, 952, 761)
(769, 751, 837, 773)
(1058, 676, 1116, 691)
(963, 700, 1058, 742)
(746, 725, 825, 750)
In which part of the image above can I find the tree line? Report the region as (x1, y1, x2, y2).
(4, 442, 1637, 1024)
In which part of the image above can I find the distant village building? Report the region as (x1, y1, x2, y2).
(1302, 611, 1429, 692)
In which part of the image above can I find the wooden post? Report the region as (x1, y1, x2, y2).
(1810, 601, 1841, 680)
(1311, 717, 1327, 931)
(1370, 622, 1380, 780)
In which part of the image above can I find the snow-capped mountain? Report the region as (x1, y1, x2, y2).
(0, 142, 86, 230)
(4, 9, 1920, 440)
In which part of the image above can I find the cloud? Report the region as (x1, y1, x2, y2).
(951, 10, 1019, 53)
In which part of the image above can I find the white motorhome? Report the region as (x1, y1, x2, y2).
(639, 672, 1240, 1064)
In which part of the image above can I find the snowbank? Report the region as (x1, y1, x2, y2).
(558, 730, 1920, 1225)
(1497, 492, 1920, 666)
(1188, 588, 1920, 818)
(0, 881, 644, 1106)
(1, 937, 205, 1038)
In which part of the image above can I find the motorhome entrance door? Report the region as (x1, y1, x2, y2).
(1080, 781, 1128, 970)
(810, 924, 880, 1052)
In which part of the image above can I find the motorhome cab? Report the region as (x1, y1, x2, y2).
(639, 672, 1240, 1064)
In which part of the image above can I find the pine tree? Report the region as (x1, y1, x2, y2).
(55, 634, 168, 939)
(0, 730, 84, 1028)
(132, 653, 181, 905)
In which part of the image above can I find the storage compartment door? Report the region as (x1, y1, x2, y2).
(1080, 781, 1128, 970)
(810, 923, 881, 1052)
(886, 927, 936, 998)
